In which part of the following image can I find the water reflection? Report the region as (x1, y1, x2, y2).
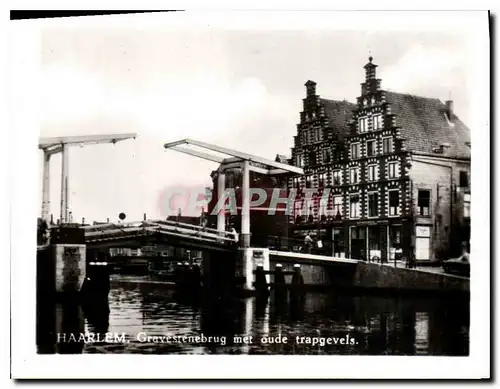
(36, 278, 469, 356)
(37, 300, 86, 354)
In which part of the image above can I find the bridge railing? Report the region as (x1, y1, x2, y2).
(147, 221, 236, 244)
(85, 226, 147, 239)
(145, 219, 234, 238)
(82, 222, 145, 233)
(83, 220, 236, 246)
(251, 233, 308, 252)
(252, 233, 335, 256)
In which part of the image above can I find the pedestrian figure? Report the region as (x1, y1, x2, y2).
(230, 227, 239, 244)
(395, 244, 403, 263)
(304, 233, 313, 254)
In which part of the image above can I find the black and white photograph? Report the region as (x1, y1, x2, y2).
(9, 7, 490, 380)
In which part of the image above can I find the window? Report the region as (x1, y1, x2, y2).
(333, 170, 342, 186)
(309, 129, 316, 143)
(373, 114, 383, 130)
(301, 131, 307, 145)
(358, 118, 367, 133)
(388, 162, 398, 179)
(389, 190, 400, 216)
(350, 195, 360, 218)
(322, 149, 331, 164)
(351, 143, 360, 159)
(367, 140, 376, 157)
(294, 200, 303, 221)
(305, 175, 312, 188)
(418, 190, 431, 216)
(295, 154, 304, 167)
(459, 171, 469, 188)
(333, 196, 343, 218)
(382, 137, 393, 154)
(308, 151, 316, 166)
(317, 128, 323, 142)
(368, 192, 379, 217)
(318, 173, 326, 187)
(350, 167, 359, 184)
(464, 193, 471, 218)
(367, 165, 377, 181)
(304, 198, 313, 221)
(319, 199, 327, 219)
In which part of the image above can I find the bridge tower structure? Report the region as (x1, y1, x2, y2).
(163, 138, 304, 293)
(38, 133, 137, 224)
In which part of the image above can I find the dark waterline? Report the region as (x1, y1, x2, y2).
(37, 277, 469, 355)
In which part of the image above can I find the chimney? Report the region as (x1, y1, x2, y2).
(305, 80, 317, 97)
(445, 100, 454, 120)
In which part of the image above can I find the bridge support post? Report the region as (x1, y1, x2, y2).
(217, 170, 226, 233)
(238, 247, 270, 294)
(241, 160, 251, 247)
(60, 143, 69, 224)
(41, 151, 51, 223)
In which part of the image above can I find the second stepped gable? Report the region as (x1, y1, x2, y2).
(344, 56, 414, 221)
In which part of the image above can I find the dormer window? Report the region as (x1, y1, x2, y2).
(432, 143, 451, 154)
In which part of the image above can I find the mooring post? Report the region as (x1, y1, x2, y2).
(254, 265, 268, 296)
(291, 264, 304, 287)
(273, 263, 287, 304)
(274, 263, 286, 288)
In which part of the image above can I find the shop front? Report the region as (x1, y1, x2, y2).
(291, 227, 329, 254)
(346, 219, 411, 262)
(415, 225, 431, 261)
(347, 221, 388, 261)
(332, 227, 345, 258)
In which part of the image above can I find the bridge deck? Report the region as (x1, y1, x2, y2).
(269, 250, 360, 264)
(82, 220, 236, 252)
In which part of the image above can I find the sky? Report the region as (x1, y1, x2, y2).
(38, 12, 480, 223)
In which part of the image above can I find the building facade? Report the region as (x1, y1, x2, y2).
(288, 80, 356, 254)
(289, 57, 471, 262)
(207, 159, 290, 248)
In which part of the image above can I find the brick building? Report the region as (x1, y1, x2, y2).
(207, 158, 290, 248)
(288, 80, 356, 254)
(289, 57, 471, 262)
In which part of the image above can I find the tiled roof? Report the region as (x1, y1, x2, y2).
(384, 91, 471, 159)
(319, 98, 357, 139)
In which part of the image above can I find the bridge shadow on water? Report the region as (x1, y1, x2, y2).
(36, 278, 469, 355)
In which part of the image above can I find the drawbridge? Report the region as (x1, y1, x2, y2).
(82, 219, 237, 253)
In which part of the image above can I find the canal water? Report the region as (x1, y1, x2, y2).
(37, 277, 469, 356)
